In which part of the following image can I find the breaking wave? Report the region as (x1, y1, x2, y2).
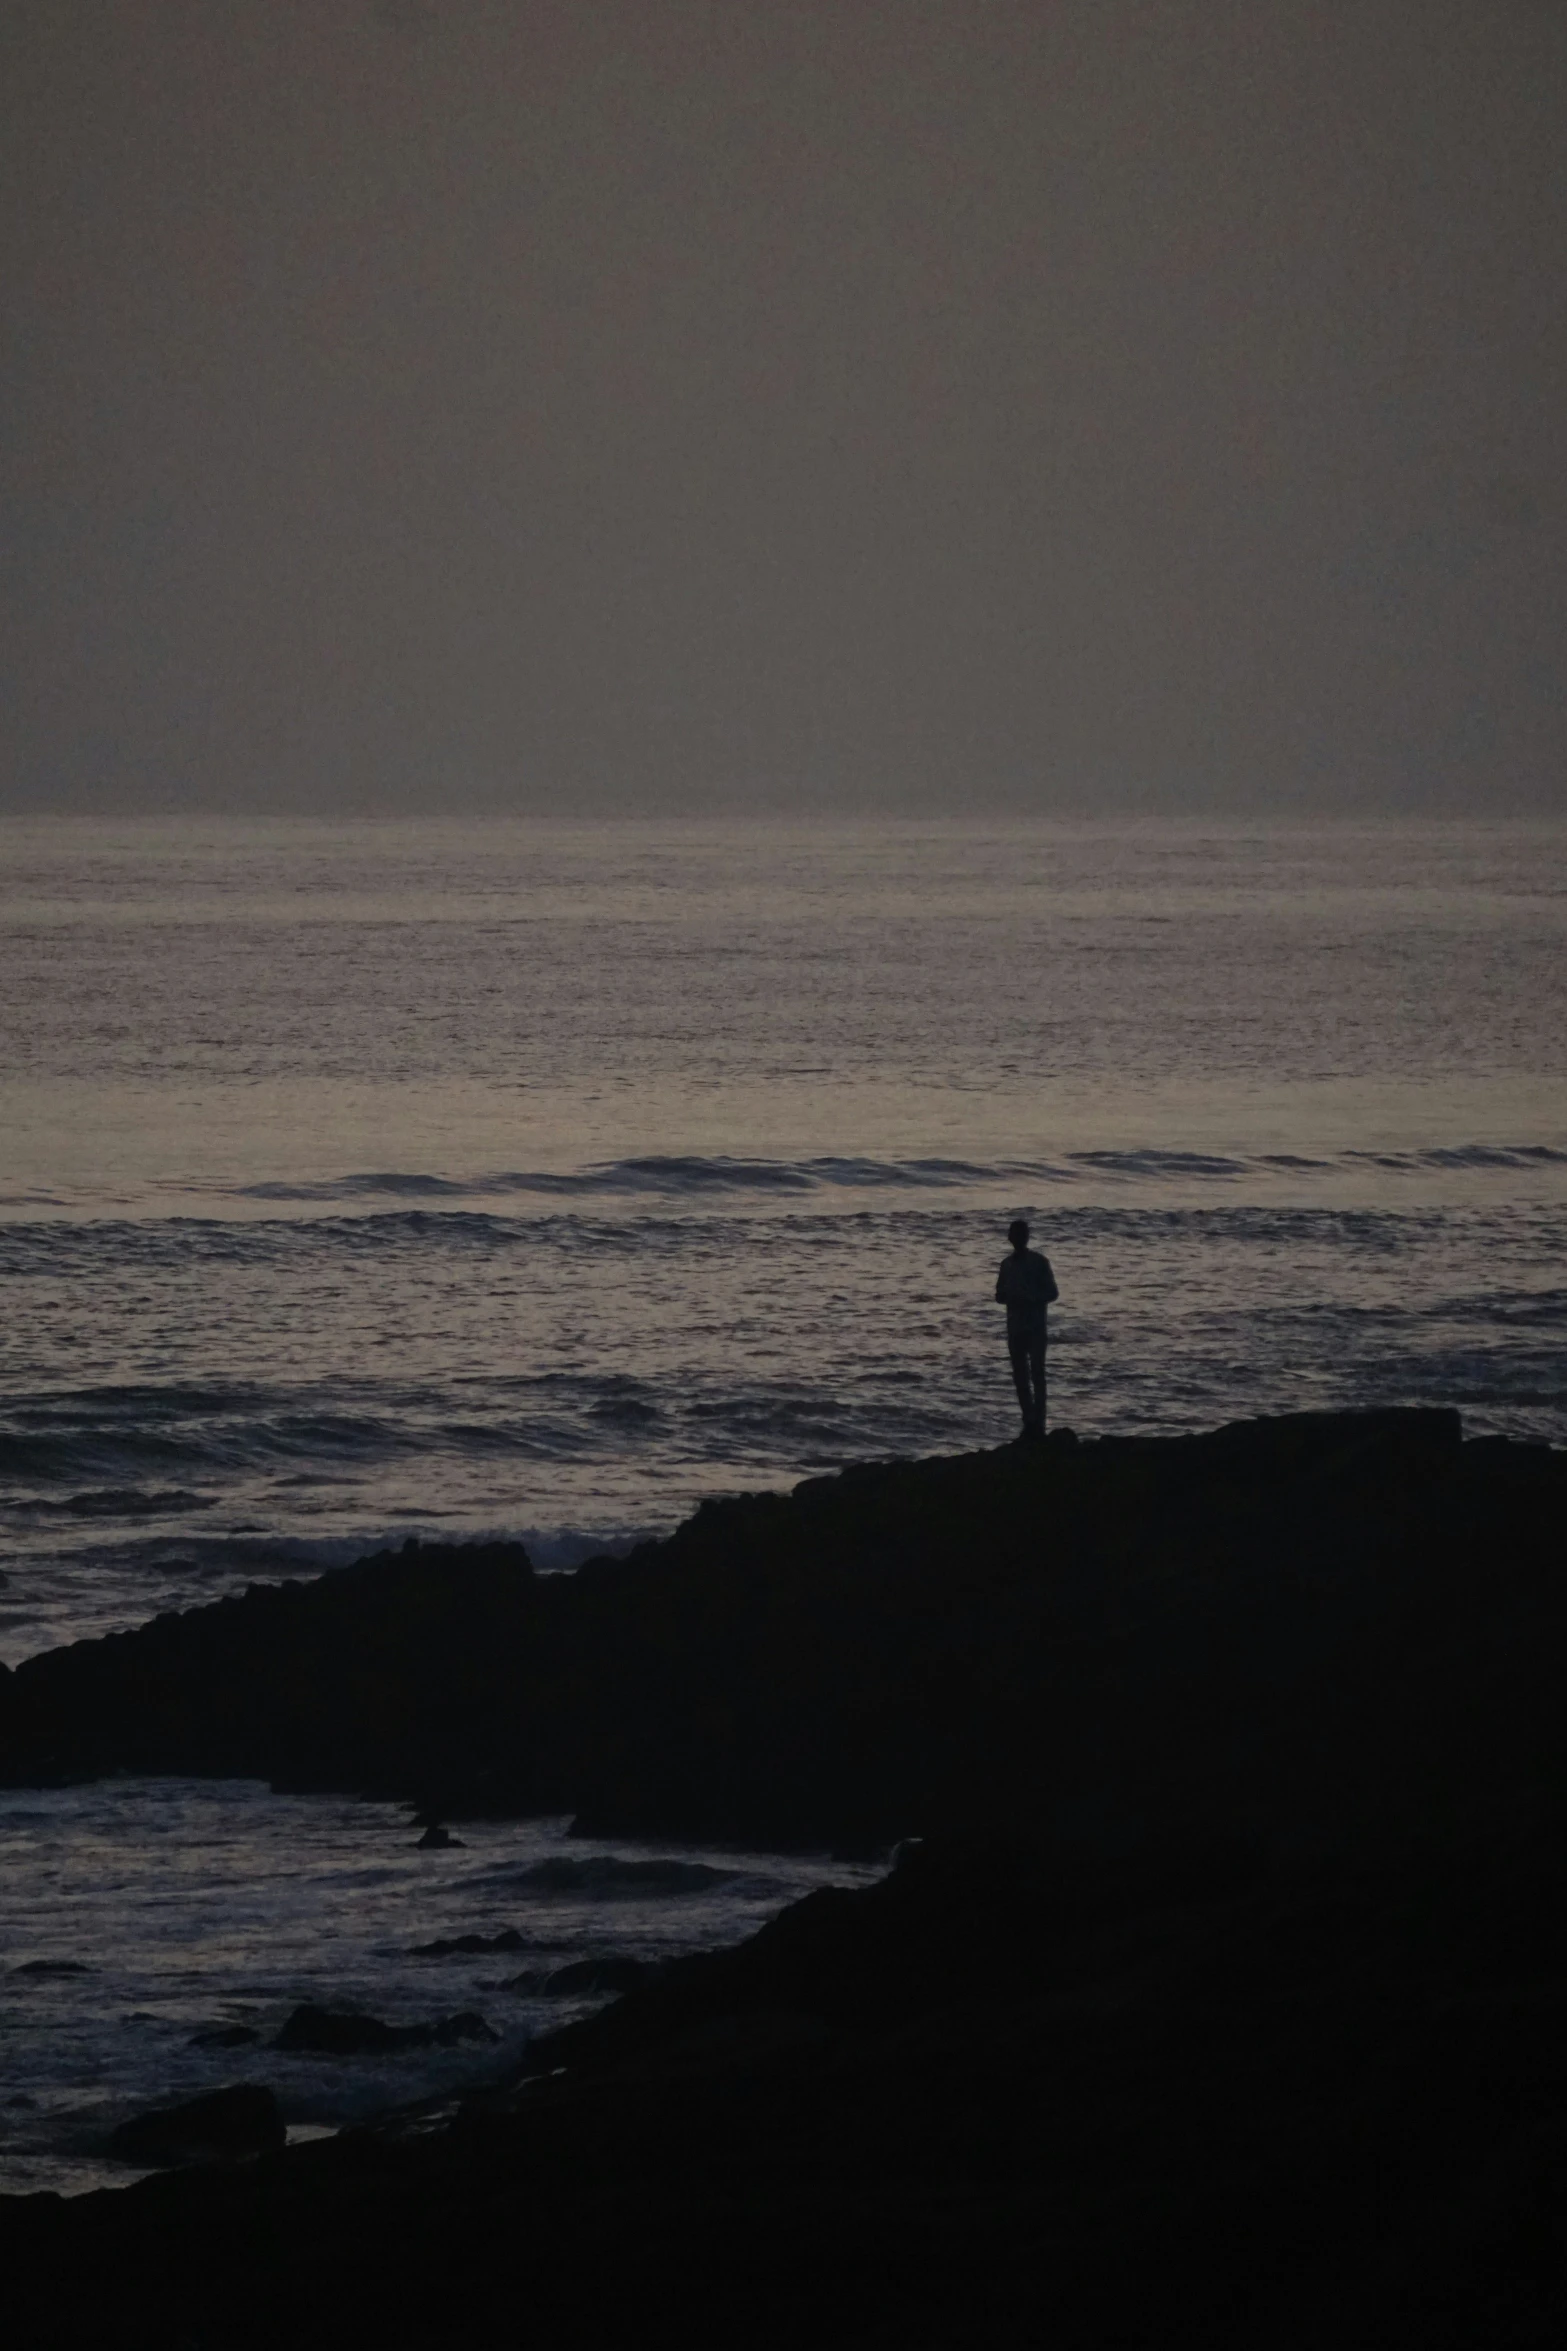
(175, 1141, 1567, 1208)
(2, 1142, 1563, 1665)
(231, 1155, 1038, 1202)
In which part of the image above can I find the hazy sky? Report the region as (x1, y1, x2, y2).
(2, 0, 1563, 815)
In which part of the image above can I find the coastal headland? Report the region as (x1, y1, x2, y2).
(3, 1410, 1566, 2344)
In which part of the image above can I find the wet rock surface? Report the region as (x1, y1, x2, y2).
(536, 1954, 654, 1997)
(502, 1954, 657, 1997)
(273, 2005, 497, 2055)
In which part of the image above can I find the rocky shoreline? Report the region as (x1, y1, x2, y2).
(4, 1410, 1567, 2345)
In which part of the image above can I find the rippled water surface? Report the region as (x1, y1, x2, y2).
(2, 814, 1564, 2190)
(2, 814, 1564, 1658)
(0, 1780, 873, 2195)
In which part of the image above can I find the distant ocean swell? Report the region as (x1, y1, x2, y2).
(5, 1184, 1567, 1289)
(174, 1141, 1567, 1202)
(5, 1141, 1566, 1220)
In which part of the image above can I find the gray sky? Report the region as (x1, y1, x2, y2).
(2, 0, 1563, 815)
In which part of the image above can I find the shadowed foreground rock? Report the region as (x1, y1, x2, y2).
(8, 1836, 1567, 2347)
(106, 2083, 284, 2168)
(3, 1412, 1566, 2345)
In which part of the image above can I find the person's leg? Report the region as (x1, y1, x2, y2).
(1007, 1333, 1034, 1430)
(1028, 1337, 1046, 1433)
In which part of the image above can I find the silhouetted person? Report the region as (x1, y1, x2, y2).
(996, 1218, 1058, 1440)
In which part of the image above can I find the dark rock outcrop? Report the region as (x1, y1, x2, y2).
(0, 1537, 541, 1806)
(11, 1829, 1565, 2345)
(2, 1413, 1566, 2345)
(106, 2083, 284, 2168)
(409, 1928, 525, 1957)
(1, 1410, 1561, 1886)
(536, 1954, 654, 1996)
(273, 2005, 497, 2055)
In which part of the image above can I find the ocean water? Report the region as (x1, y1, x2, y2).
(2, 813, 1564, 2187)
(0, 1783, 875, 2196)
(3, 814, 1564, 1659)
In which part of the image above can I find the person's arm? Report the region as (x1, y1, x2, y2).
(995, 1259, 1011, 1304)
(1041, 1257, 1059, 1305)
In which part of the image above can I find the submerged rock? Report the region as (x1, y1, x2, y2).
(107, 2082, 284, 2167)
(542, 1955, 653, 1996)
(274, 2004, 497, 2055)
(409, 1928, 526, 1957)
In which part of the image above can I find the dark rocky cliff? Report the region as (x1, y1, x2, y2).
(2, 1408, 1564, 1880)
(5, 1410, 1567, 2347)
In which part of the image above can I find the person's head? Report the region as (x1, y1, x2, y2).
(1008, 1219, 1030, 1252)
